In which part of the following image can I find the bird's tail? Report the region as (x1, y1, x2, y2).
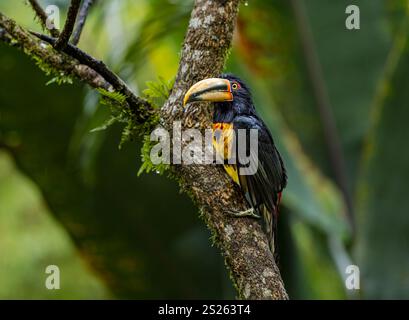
(261, 205, 279, 264)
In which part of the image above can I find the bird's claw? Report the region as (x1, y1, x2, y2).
(228, 208, 260, 219)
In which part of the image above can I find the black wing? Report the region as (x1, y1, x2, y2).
(233, 115, 287, 257)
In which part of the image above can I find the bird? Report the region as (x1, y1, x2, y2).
(183, 73, 287, 262)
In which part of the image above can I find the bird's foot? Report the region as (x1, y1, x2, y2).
(228, 208, 260, 219)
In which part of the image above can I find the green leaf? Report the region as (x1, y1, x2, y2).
(97, 88, 127, 106)
(143, 77, 174, 108)
(90, 116, 118, 133)
(137, 133, 169, 176)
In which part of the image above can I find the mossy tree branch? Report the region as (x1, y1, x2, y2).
(0, 12, 155, 124)
(0, 0, 288, 299)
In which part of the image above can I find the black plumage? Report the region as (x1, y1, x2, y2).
(214, 74, 287, 260)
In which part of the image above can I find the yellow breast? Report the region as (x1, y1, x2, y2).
(212, 123, 239, 185)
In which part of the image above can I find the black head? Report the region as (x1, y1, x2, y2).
(217, 73, 255, 121)
(183, 73, 256, 122)
(219, 73, 253, 106)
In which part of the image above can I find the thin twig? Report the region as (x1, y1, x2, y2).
(72, 0, 94, 45)
(54, 0, 82, 50)
(30, 31, 151, 116)
(27, 0, 60, 37)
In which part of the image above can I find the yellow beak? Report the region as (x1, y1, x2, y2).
(183, 78, 233, 106)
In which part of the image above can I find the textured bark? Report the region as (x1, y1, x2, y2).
(0, 0, 288, 299)
(161, 0, 288, 300)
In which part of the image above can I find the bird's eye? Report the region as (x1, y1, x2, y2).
(232, 83, 239, 90)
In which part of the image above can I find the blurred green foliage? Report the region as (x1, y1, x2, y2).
(0, 0, 407, 299)
(0, 151, 110, 299)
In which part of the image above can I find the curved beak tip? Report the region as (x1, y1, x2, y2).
(183, 94, 190, 106)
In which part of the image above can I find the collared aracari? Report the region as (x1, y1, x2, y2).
(183, 74, 287, 261)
